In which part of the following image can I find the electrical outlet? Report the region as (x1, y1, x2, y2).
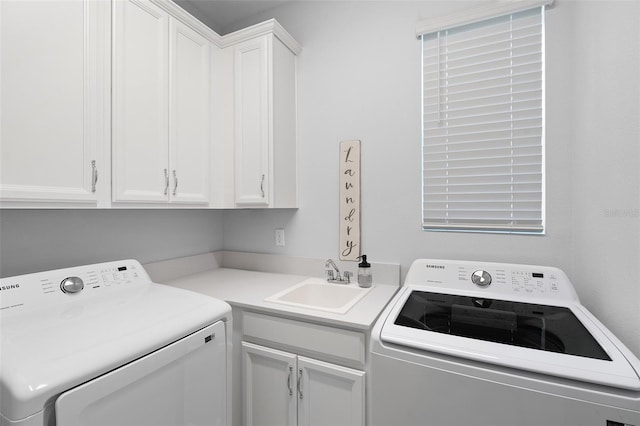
(275, 228, 285, 246)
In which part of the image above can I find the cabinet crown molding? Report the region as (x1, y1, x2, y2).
(151, 1, 301, 54)
(151, 0, 223, 44)
(221, 19, 302, 54)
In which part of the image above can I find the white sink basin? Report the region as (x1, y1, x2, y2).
(265, 279, 372, 314)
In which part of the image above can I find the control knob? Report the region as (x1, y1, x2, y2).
(60, 276, 84, 294)
(471, 270, 492, 287)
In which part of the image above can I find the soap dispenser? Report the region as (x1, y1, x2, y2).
(358, 255, 372, 288)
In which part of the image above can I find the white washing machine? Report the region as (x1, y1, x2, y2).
(371, 259, 640, 426)
(0, 260, 231, 426)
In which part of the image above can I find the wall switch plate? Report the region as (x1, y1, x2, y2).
(275, 228, 285, 246)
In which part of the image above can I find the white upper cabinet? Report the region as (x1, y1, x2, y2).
(0, 0, 110, 205)
(112, 0, 169, 203)
(234, 36, 270, 206)
(169, 19, 211, 204)
(1, 0, 298, 210)
(112, 0, 211, 205)
(230, 23, 300, 208)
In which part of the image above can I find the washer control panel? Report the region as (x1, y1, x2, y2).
(60, 276, 85, 294)
(405, 259, 577, 302)
(0, 260, 150, 312)
(471, 270, 492, 287)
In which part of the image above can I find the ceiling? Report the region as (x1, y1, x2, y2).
(176, 0, 290, 34)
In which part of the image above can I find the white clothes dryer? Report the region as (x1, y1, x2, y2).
(0, 260, 231, 426)
(371, 259, 640, 426)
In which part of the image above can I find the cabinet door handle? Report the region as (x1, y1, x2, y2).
(164, 169, 169, 195)
(91, 160, 98, 193)
(172, 170, 178, 196)
(297, 368, 303, 399)
(260, 174, 265, 198)
(287, 366, 293, 396)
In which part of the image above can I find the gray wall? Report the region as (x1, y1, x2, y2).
(570, 1, 640, 358)
(0, 210, 225, 276)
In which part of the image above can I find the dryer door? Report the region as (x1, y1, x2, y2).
(55, 321, 227, 426)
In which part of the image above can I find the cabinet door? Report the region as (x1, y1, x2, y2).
(234, 37, 270, 207)
(112, 0, 169, 203)
(169, 19, 210, 204)
(0, 0, 108, 203)
(242, 342, 296, 426)
(297, 356, 365, 426)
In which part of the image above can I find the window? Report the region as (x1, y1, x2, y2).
(420, 3, 549, 233)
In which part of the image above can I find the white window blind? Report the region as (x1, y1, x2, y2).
(421, 7, 545, 233)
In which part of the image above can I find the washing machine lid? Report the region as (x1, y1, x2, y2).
(0, 260, 231, 423)
(379, 260, 640, 391)
(394, 290, 611, 360)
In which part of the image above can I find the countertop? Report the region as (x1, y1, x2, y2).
(161, 267, 399, 331)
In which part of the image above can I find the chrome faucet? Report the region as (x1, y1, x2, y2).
(325, 259, 352, 284)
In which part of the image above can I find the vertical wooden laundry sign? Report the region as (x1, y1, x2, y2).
(339, 140, 361, 261)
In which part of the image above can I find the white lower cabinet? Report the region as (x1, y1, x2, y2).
(297, 356, 365, 426)
(242, 342, 365, 426)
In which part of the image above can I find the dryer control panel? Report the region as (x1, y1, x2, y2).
(404, 259, 578, 303)
(0, 260, 150, 312)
